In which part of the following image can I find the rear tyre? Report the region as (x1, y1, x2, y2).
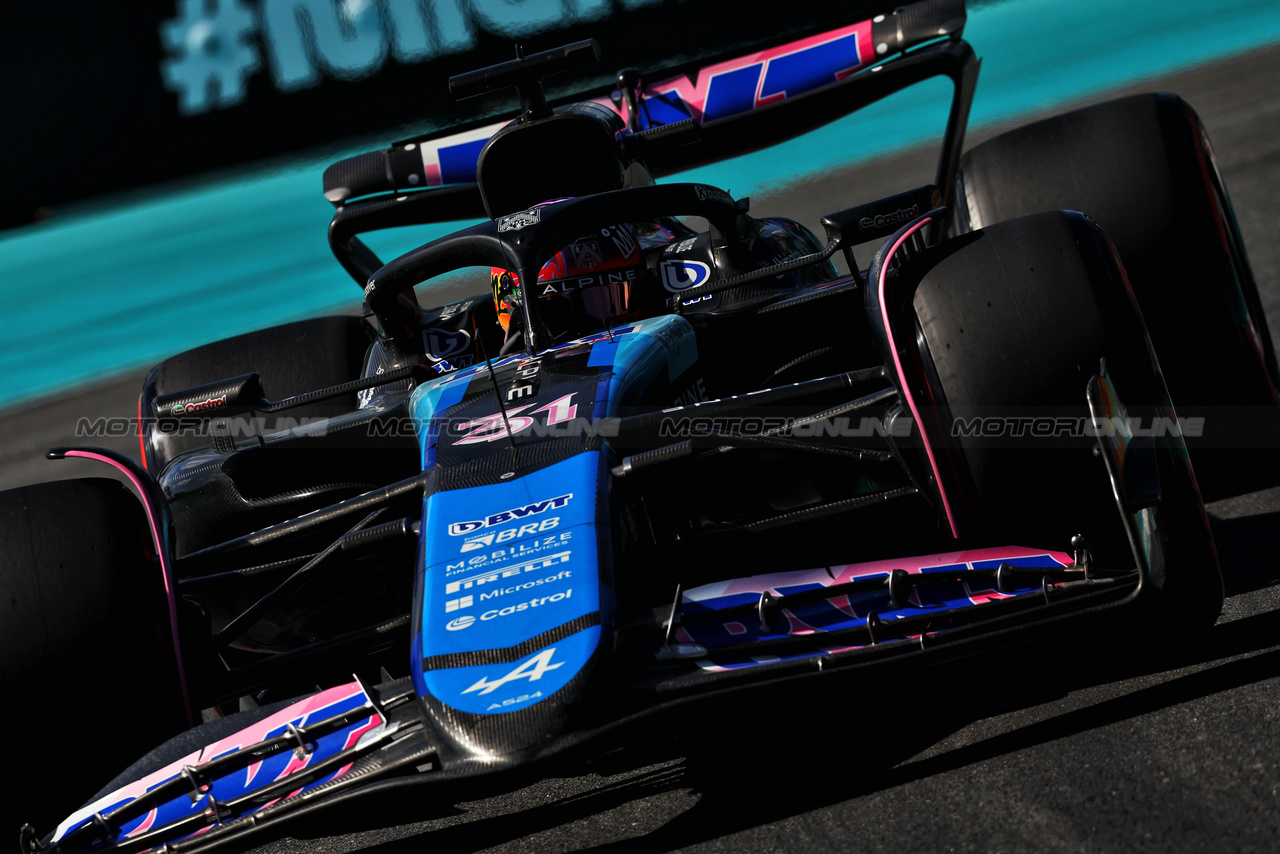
(0, 479, 187, 835)
(140, 316, 373, 471)
(956, 93, 1278, 497)
(908, 211, 1223, 630)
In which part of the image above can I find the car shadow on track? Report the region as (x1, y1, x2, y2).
(1210, 503, 1280, 596)
(312, 604, 1279, 854)
(279, 610, 1280, 854)
(577, 616, 1280, 854)
(264, 498, 1280, 854)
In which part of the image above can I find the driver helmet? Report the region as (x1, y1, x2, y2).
(491, 220, 652, 341)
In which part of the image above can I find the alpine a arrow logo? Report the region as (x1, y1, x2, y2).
(461, 648, 564, 696)
(449, 494, 572, 536)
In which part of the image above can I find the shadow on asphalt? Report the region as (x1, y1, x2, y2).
(287, 598, 1280, 854)
(1211, 509, 1280, 595)
(253, 489, 1280, 854)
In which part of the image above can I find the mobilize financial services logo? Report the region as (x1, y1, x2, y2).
(159, 0, 625, 115)
(446, 530, 574, 575)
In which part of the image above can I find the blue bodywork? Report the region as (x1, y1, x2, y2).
(409, 316, 698, 728)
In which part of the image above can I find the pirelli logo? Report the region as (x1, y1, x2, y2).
(444, 551, 572, 595)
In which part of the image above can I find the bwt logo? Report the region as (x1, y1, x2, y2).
(448, 494, 572, 536)
(160, 0, 621, 115)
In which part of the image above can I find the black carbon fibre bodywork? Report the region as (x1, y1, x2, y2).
(22, 1, 1250, 850)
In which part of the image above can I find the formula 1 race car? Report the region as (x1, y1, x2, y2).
(7, 0, 1277, 849)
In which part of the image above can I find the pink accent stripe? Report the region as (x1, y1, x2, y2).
(686, 546, 1071, 600)
(245, 758, 262, 789)
(343, 715, 382, 748)
(132, 808, 158, 835)
(275, 746, 314, 781)
(64, 450, 194, 726)
(136, 394, 147, 467)
(641, 21, 873, 119)
(876, 217, 962, 538)
(55, 683, 374, 842)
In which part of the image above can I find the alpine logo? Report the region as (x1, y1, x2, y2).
(461, 648, 564, 696)
(449, 494, 572, 536)
(661, 260, 711, 293)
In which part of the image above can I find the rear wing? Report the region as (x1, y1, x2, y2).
(325, 0, 975, 283)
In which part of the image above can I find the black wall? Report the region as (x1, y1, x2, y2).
(2, 0, 868, 228)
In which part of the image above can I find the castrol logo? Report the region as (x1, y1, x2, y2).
(859, 204, 922, 231)
(171, 394, 228, 416)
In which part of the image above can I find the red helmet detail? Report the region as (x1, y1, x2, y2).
(492, 223, 644, 336)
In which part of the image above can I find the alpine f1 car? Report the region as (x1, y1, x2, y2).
(7, 0, 1278, 849)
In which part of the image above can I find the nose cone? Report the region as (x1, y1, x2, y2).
(412, 450, 609, 757)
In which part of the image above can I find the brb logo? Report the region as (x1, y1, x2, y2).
(159, 0, 618, 114)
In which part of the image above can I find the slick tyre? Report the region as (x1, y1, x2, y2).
(955, 93, 1278, 497)
(0, 478, 187, 836)
(909, 211, 1223, 631)
(140, 316, 373, 471)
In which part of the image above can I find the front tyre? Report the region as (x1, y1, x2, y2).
(0, 479, 187, 834)
(907, 211, 1223, 630)
(956, 93, 1278, 497)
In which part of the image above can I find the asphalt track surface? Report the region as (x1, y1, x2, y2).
(5, 43, 1280, 854)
